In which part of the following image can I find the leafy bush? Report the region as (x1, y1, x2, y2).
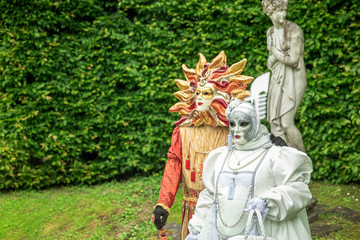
(0, 0, 359, 189)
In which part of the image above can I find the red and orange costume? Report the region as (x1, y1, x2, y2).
(154, 51, 254, 239)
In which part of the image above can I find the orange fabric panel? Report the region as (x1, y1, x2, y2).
(158, 126, 183, 208)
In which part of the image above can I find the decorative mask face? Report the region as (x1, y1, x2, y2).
(195, 84, 215, 112)
(229, 110, 254, 146)
(226, 100, 259, 146)
(169, 51, 254, 127)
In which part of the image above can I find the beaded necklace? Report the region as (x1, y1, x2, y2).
(227, 147, 267, 171)
(214, 144, 270, 236)
(215, 184, 252, 228)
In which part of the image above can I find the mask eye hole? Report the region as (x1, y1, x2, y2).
(203, 91, 209, 95)
(196, 91, 200, 95)
(240, 122, 249, 127)
(230, 122, 235, 127)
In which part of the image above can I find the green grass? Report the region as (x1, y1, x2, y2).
(310, 182, 360, 240)
(0, 175, 359, 239)
(0, 174, 163, 240)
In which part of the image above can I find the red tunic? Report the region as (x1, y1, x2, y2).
(157, 126, 229, 239)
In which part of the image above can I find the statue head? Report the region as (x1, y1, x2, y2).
(170, 51, 254, 127)
(225, 100, 259, 146)
(262, 0, 288, 17)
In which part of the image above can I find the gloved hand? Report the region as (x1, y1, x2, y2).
(246, 197, 269, 235)
(270, 134, 287, 147)
(152, 206, 169, 230)
(247, 197, 269, 221)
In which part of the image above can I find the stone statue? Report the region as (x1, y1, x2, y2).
(262, 0, 307, 152)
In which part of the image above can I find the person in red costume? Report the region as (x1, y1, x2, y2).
(152, 51, 286, 239)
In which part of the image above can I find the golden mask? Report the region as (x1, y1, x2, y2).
(195, 87, 214, 100)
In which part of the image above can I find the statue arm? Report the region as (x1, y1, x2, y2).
(271, 27, 303, 69)
(267, 54, 278, 70)
(266, 28, 278, 69)
(157, 126, 183, 209)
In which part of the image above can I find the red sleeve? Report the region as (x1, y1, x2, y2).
(157, 126, 182, 208)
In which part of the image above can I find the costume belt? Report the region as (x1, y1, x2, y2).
(183, 188, 201, 202)
(183, 196, 198, 202)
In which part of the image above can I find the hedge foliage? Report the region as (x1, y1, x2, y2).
(0, 0, 359, 190)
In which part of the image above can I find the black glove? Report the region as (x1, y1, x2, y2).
(153, 206, 169, 230)
(270, 134, 287, 147)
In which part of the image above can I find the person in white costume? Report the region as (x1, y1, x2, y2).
(185, 74, 313, 240)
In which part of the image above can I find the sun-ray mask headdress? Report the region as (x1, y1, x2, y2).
(170, 51, 254, 127)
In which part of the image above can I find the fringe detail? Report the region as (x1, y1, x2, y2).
(181, 208, 189, 240)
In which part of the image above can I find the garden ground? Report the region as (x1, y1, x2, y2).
(1, 174, 359, 239)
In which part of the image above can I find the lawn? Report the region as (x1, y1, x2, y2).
(0, 174, 359, 239)
(0, 174, 162, 240)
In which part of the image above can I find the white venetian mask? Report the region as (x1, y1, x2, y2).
(229, 111, 254, 146)
(227, 101, 259, 147)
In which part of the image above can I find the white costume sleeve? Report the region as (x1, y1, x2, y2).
(187, 147, 225, 234)
(260, 147, 312, 221)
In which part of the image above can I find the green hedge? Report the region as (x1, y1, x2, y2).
(0, 0, 359, 190)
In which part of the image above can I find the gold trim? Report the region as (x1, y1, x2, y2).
(153, 203, 171, 214)
(183, 196, 198, 202)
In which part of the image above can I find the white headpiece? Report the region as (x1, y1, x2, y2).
(225, 72, 270, 148)
(244, 72, 270, 130)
